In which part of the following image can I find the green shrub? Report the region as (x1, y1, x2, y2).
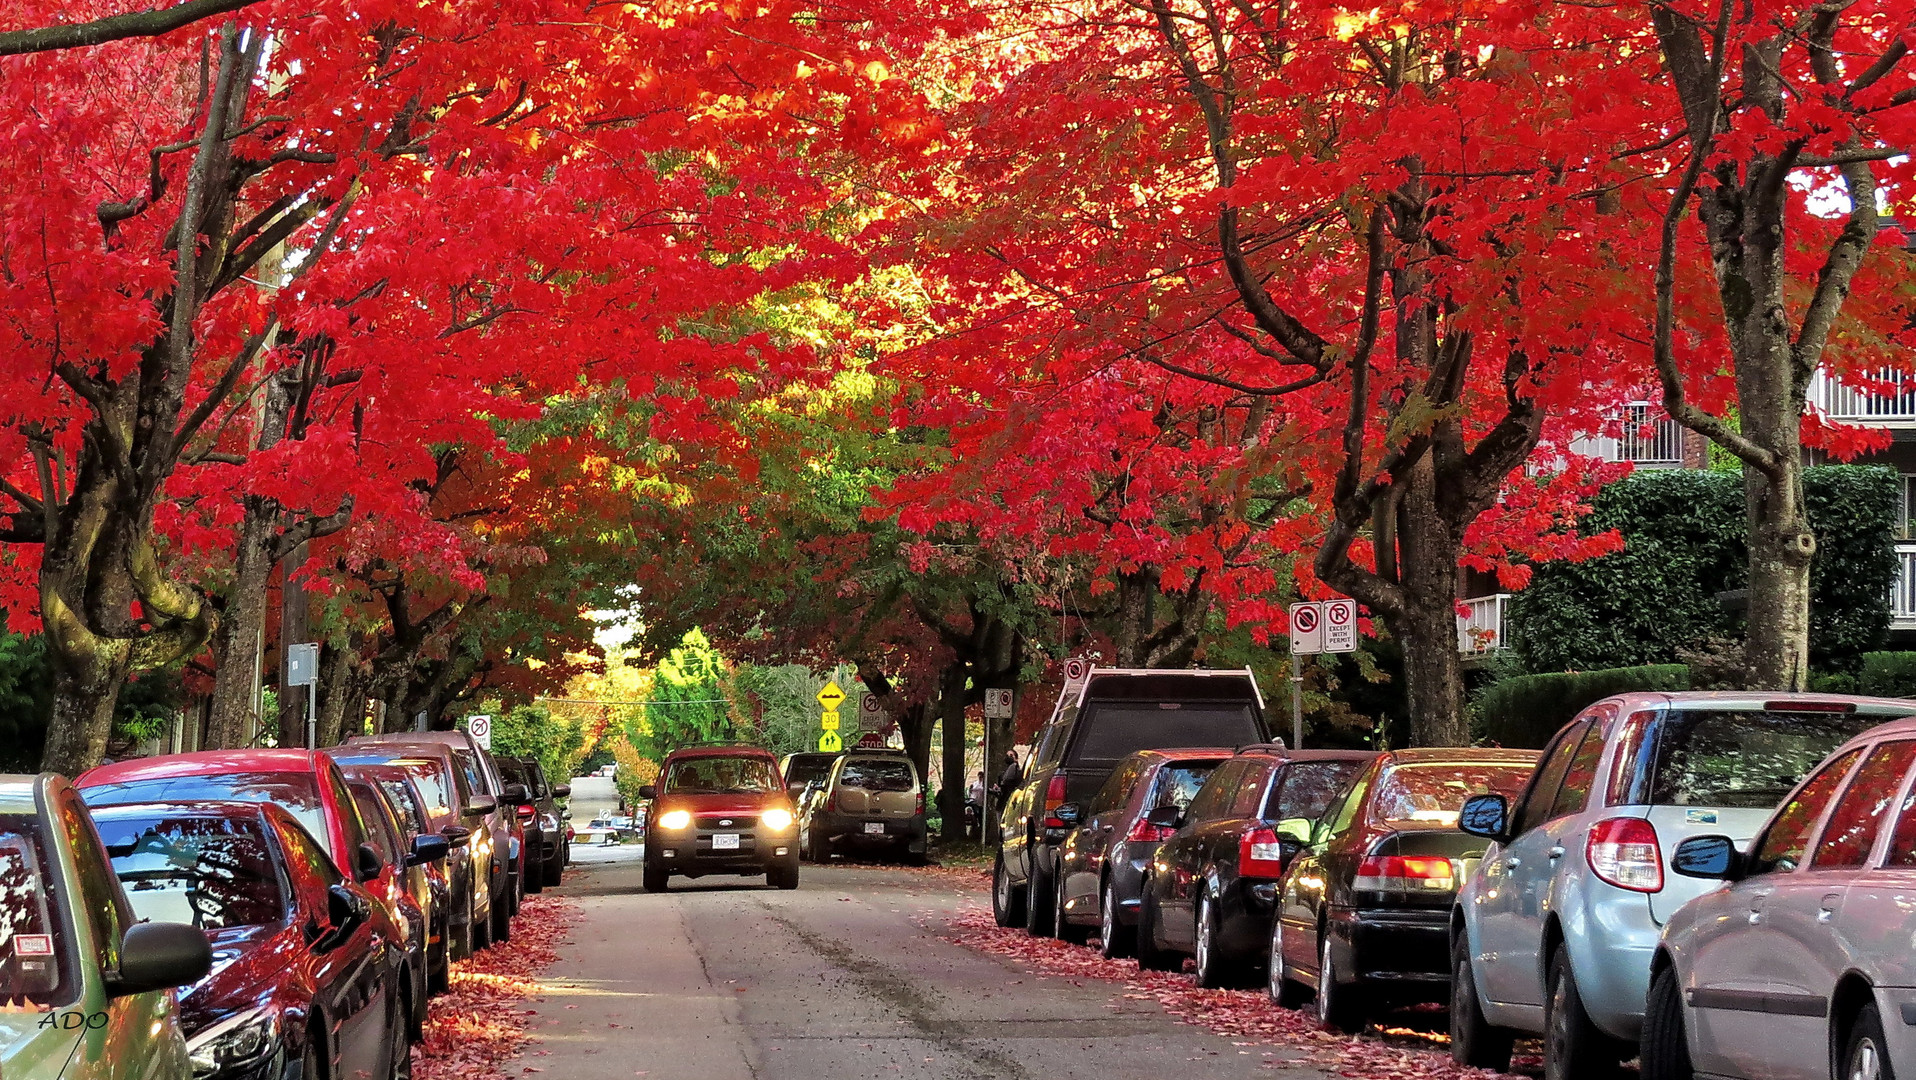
(1475, 664, 1691, 749)
(1512, 466, 1899, 675)
(1859, 652, 1916, 700)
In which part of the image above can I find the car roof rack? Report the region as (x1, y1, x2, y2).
(1234, 741, 1289, 755)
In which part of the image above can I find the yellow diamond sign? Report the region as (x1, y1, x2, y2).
(816, 681, 846, 710)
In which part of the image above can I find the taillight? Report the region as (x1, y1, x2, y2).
(1354, 854, 1457, 896)
(1126, 816, 1175, 843)
(915, 789, 927, 816)
(516, 805, 534, 822)
(1042, 774, 1068, 828)
(825, 790, 838, 813)
(1586, 817, 1663, 892)
(1239, 827, 1287, 878)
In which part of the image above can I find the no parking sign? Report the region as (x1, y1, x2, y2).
(467, 714, 492, 750)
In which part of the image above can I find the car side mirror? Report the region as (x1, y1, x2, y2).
(1458, 793, 1510, 841)
(1144, 804, 1182, 830)
(109, 922, 212, 997)
(440, 824, 471, 848)
(355, 843, 384, 884)
(1673, 835, 1744, 881)
(551, 784, 570, 799)
(1274, 819, 1312, 844)
(321, 884, 370, 950)
(1053, 803, 1083, 826)
(503, 783, 531, 805)
(408, 834, 451, 867)
(638, 785, 657, 801)
(464, 795, 497, 817)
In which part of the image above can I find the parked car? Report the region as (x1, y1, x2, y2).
(1639, 714, 1916, 1080)
(1269, 747, 1538, 1033)
(1449, 692, 1915, 1080)
(577, 819, 619, 846)
(92, 799, 409, 1080)
(497, 757, 569, 891)
(344, 733, 524, 946)
(346, 776, 452, 1037)
(995, 668, 1270, 932)
(781, 752, 840, 801)
(341, 763, 465, 994)
(524, 758, 571, 882)
(1049, 747, 1234, 954)
(77, 750, 386, 887)
(797, 750, 927, 864)
(329, 741, 498, 957)
(1137, 747, 1377, 986)
(0, 774, 210, 1080)
(640, 745, 799, 891)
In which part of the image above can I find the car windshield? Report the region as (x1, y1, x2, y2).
(374, 780, 428, 835)
(1269, 761, 1361, 822)
(82, 773, 329, 851)
(663, 757, 780, 794)
(96, 812, 286, 931)
(838, 758, 914, 792)
(1150, 763, 1218, 811)
(1071, 704, 1262, 768)
(1648, 709, 1886, 809)
(1373, 763, 1534, 828)
(0, 815, 75, 1008)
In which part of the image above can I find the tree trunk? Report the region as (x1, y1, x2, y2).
(938, 662, 969, 842)
(1395, 459, 1470, 747)
(1113, 569, 1157, 667)
(899, 701, 933, 788)
(204, 509, 275, 748)
(316, 645, 359, 746)
(41, 644, 130, 774)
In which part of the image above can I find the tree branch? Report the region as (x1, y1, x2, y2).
(0, 0, 261, 56)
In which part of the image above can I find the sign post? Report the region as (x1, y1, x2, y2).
(467, 714, 493, 751)
(817, 681, 846, 753)
(286, 642, 319, 749)
(1287, 603, 1320, 751)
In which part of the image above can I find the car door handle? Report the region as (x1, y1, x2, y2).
(1547, 846, 1565, 860)
(1502, 857, 1521, 869)
(1819, 893, 1842, 922)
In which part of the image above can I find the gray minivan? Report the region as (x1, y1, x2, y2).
(1449, 692, 1916, 1080)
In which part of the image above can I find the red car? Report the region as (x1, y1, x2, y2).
(640, 744, 800, 892)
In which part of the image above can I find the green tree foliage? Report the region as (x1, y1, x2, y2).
(725, 663, 858, 759)
(486, 703, 588, 789)
(631, 629, 743, 757)
(0, 634, 52, 771)
(1475, 664, 1692, 748)
(1512, 467, 1898, 674)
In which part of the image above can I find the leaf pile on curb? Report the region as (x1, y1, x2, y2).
(945, 905, 1541, 1080)
(414, 895, 579, 1080)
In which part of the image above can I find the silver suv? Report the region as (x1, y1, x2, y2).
(1449, 692, 1916, 1080)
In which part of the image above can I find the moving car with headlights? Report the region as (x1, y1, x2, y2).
(797, 750, 926, 864)
(1267, 747, 1537, 1032)
(1448, 693, 1913, 1080)
(1638, 715, 1916, 1080)
(1138, 747, 1375, 986)
(0, 774, 211, 1080)
(1049, 747, 1232, 954)
(995, 668, 1270, 932)
(339, 734, 521, 947)
(93, 799, 409, 1080)
(641, 745, 799, 891)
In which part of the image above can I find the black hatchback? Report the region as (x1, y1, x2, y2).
(1137, 747, 1375, 986)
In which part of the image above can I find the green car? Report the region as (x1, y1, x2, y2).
(0, 773, 210, 1080)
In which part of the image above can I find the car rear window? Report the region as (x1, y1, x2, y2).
(838, 758, 915, 792)
(1147, 762, 1218, 812)
(1372, 763, 1534, 829)
(0, 817, 75, 1007)
(1267, 761, 1361, 822)
(1646, 709, 1886, 809)
(784, 755, 838, 787)
(82, 772, 329, 852)
(1069, 703, 1261, 768)
(97, 811, 287, 932)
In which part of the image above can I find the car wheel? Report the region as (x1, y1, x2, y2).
(1056, 872, 1092, 945)
(302, 1026, 326, 1080)
(1545, 945, 1625, 1080)
(1639, 964, 1693, 1080)
(1268, 916, 1310, 1008)
(387, 987, 413, 1080)
(1450, 931, 1515, 1070)
(815, 832, 834, 864)
(1195, 891, 1231, 989)
(1315, 930, 1366, 1033)
(1026, 855, 1057, 938)
(769, 862, 800, 890)
(1844, 1003, 1894, 1080)
(1099, 880, 1134, 959)
(992, 850, 1027, 927)
(429, 929, 449, 996)
(643, 862, 669, 893)
(491, 889, 513, 945)
(543, 856, 563, 888)
(1134, 883, 1181, 972)
(471, 895, 493, 951)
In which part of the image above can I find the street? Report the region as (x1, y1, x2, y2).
(525, 856, 1325, 1080)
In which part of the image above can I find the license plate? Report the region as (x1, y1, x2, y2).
(864, 821, 886, 835)
(712, 833, 740, 850)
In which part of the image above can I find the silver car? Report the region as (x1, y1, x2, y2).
(1644, 715, 1916, 1080)
(1450, 692, 1915, 1080)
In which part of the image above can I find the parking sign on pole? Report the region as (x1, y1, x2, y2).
(1289, 602, 1323, 655)
(1323, 598, 1357, 653)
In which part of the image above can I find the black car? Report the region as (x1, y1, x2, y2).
(1137, 747, 1375, 986)
(1051, 747, 1233, 954)
(498, 757, 571, 890)
(94, 801, 414, 1080)
(345, 777, 441, 1038)
(995, 668, 1270, 933)
(1268, 747, 1539, 1031)
(343, 763, 466, 994)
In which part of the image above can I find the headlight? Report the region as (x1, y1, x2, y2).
(187, 1007, 276, 1075)
(658, 810, 691, 830)
(761, 809, 794, 831)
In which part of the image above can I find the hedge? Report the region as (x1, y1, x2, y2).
(1511, 466, 1899, 674)
(1475, 664, 1691, 749)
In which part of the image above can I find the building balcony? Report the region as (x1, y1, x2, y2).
(1894, 542, 1916, 630)
(1458, 593, 1511, 656)
(1809, 368, 1916, 426)
(1568, 403, 1687, 468)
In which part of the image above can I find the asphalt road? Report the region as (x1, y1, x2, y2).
(528, 853, 1333, 1080)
